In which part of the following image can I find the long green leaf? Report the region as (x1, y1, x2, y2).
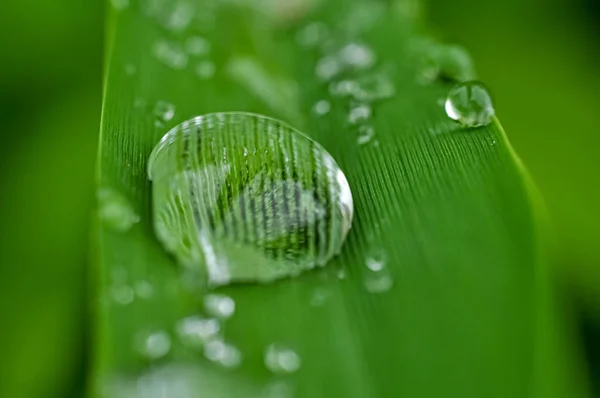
(93, 0, 557, 397)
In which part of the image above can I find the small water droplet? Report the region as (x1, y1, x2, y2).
(309, 288, 329, 307)
(204, 339, 242, 368)
(418, 42, 476, 85)
(313, 100, 331, 116)
(315, 56, 341, 81)
(445, 81, 495, 128)
(357, 125, 375, 145)
(176, 316, 220, 348)
(154, 101, 176, 123)
(111, 0, 129, 11)
(195, 60, 216, 79)
(97, 188, 139, 232)
(351, 73, 396, 102)
(153, 39, 188, 70)
(134, 280, 154, 299)
(185, 36, 210, 56)
(365, 253, 386, 271)
(148, 113, 354, 286)
(204, 294, 235, 319)
(137, 330, 171, 360)
(162, 1, 195, 32)
(348, 104, 371, 124)
(111, 284, 134, 305)
(336, 267, 347, 280)
(264, 344, 301, 374)
(124, 64, 137, 75)
(364, 274, 393, 293)
(338, 43, 376, 70)
(329, 80, 358, 98)
(296, 22, 329, 48)
(263, 380, 295, 398)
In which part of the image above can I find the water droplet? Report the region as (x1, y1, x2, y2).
(445, 81, 495, 128)
(357, 125, 375, 145)
(296, 22, 329, 48)
(338, 43, 376, 70)
(124, 64, 137, 76)
(176, 316, 220, 348)
(148, 113, 354, 286)
(313, 100, 331, 116)
(364, 274, 394, 293)
(315, 56, 341, 81)
(263, 380, 295, 398)
(264, 343, 301, 374)
(329, 80, 359, 98)
(97, 188, 139, 232)
(418, 42, 475, 85)
(162, 1, 195, 32)
(365, 253, 386, 271)
(348, 104, 371, 124)
(351, 73, 396, 102)
(137, 330, 171, 360)
(110, 284, 134, 305)
(185, 36, 210, 56)
(111, 0, 129, 11)
(204, 339, 242, 368)
(134, 280, 154, 299)
(204, 294, 235, 319)
(153, 39, 188, 70)
(336, 267, 347, 280)
(195, 60, 216, 79)
(154, 101, 175, 123)
(309, 288, 329, 307)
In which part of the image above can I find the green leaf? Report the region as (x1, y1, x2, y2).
(92, 0, 567, 397)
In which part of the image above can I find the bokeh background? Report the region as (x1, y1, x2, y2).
(0, 0, 598, 397)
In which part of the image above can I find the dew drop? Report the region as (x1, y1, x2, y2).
(204, 294, 235, 319)
(352, 73, 396, 102)
(154, 101, 176, 123)
(204, 339, 242, 368)
(97, 188, 139, 232)
(111, 0, 129, 11)
(185, 36, 210, 56)
(264, 343, 301, 374)
(153, 39, 188, 70)
(137, 330, 171, 360)
(329, 80, 358, 98)
(148, 113, 354, 286)
(111, 284, 134, 305)
(313, 100, 331, 116)
(357, 125, 375, 145)
(364, 274, 393, 293)
(315, 56, 341, 81)
(134, 280, 154, 299)
(296, 22, 329, 48)
(348, 104, 371, 124)
(195, 60, 216, 79)
(176, 316, 220, 348)
(445, 81, 495, 128)
(365, 253, 385, 272)
(162, 1, 194, 32)
(338, 43, 376, 70)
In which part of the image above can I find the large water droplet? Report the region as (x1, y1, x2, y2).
(264, 343, 301, 374)
(445, 81, 495, 128)
(148, 113, 354, 286)
(97, 188, 139, 232)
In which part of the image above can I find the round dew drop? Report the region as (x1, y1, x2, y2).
(445, 81, 495, 128)
(147, 113, 354, 286)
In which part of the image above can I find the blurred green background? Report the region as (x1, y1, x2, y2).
(0, 0, 598, 397)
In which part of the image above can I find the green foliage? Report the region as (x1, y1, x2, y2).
(90, 0, 585, 397)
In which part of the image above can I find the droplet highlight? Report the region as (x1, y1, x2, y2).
(204, 294, 235, 319)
